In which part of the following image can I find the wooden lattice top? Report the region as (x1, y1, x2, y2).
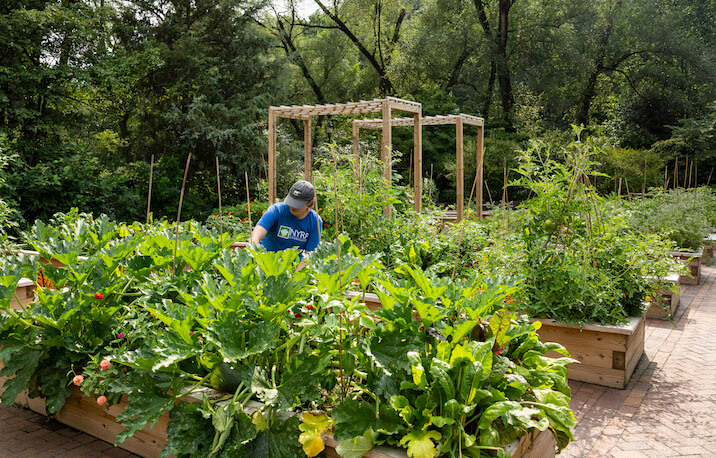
(270, 97, 421, 120)
(353, 113, 484, 130)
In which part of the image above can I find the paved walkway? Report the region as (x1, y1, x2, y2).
(0, 405, 136, 457)
(0, 266, 714, 457)
(564, 264, 716, 457)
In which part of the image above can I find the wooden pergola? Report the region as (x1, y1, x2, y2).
(268, 97, 423, 217)
(352, 114, 485, 222)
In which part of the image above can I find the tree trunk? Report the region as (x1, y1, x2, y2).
(496, 0, 514, 130)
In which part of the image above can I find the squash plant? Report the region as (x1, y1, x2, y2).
(1, 218, 577, 457)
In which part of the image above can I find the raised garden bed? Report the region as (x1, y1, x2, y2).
(702, 234, 715, 263)
(10, 278, 34, 310)
(533, 316, 645, 389)
(670, 248, 703, 285)
(3, 380, 555, 458)
(645, 274, 680, 319)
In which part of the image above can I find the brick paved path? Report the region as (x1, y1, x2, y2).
(1, 266, 714, 457)
(0, 404, 137, 457)
(564, 264, 716, 457)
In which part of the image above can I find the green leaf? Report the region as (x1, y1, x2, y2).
(162, 401, 214, 458)
(399, 429, 442, 458)
(332, 399, 403, 441)
(0, 343, 41, 407)
(335, 429, 376, 458)
(234, 416, 303, 457)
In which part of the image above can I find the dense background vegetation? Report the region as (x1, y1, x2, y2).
(1, 0, 714, 228)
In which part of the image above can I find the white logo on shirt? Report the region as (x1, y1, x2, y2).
(277, 225, 309, 241)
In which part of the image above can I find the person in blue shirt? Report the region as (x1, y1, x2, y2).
(249, 180, 322, 258)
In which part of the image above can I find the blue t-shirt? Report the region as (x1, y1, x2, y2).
(257, 203, 323, 254)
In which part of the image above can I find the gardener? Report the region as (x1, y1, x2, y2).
(249, 180, 322, 258)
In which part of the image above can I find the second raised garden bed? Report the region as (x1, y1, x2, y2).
(533, 316, 645, 389)
(670, 248, 703, 285)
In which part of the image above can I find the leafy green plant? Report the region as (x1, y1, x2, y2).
(0, 217, 577, 458)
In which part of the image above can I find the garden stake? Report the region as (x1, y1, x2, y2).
(617, 177, 622, 198)
(684, 156, 689, 188)
(674, 156, 678, 190)
(216, 156, 223, 244)
(173, 153, 192, 275)
(245, 171, 252, 231)
(146, 154, 154, 224)
(642, 157, 647, 201)
(451, 167, 479, 281)
(624, 178, 631, 201)
(331, 143, 346, 401)
(664, 166, 668, 190)
(707, 166, 714, 186)
(485, 180, 493, 205)
(688, 157, 694, 188)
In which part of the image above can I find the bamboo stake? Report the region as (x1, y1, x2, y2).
(245, 171, 252, 232)
(674, 157, 679, 190)
(146, 154, 155, 224)
(707, 166, 714, 186)
(501, 156, 507, 208)
(688, 157, 694, 188)
(642, 157, 647, 201)
(173, 153, 192, 274)
(684, 156, 689, 188)
(330, 143, 346, 401)
(485, 180, 493, 205)
(664, 166, 668, 191)
(618, 177, 622, 198)
(216, 157, 223, 244)
(451, 167, 479, 281)
(624, 178, 631, 201)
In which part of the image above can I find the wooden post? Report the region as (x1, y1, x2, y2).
(688, 157, 694, 188)
(618, 177, 622, 198)
(268, 108, 277, 204)
(146, 154, 154, 224)
(352, 123, 360, 182)
(642, 157, 647, 201)
(456, 117, 464, 222)
(304, 118, 312, 181)
(476, 125, 484, 219)
(674, 156, 678, 190)
(683, 156, 688, 188)
(664, 165, 668, 190)
(413, 112, 422, 213)
(382, 100, 392, 218)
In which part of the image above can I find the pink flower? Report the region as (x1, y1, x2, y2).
(72, 375, 84, 386)
(96, 396, 107, 406)
(100, 360, 111, 370)
(117, 333, 125, 339)
(190, 331, 194, 336)
(94, 293, 104, 300)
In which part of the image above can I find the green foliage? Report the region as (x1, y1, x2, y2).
(502, 129, 682, 325)
(624, 187, 715, 250)
(0, 215, 576, 457)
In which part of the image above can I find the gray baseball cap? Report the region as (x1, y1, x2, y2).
(284, 180, 315, 208)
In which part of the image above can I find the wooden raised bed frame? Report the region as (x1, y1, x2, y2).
(645, 274, 680, 319)
(3, 381, 555, 458)
(670, 248, 703, 285)
(534, 316, 645, 389)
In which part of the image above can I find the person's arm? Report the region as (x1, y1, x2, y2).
(249, 225, 268, 245)
(250, 205, 278, 246)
